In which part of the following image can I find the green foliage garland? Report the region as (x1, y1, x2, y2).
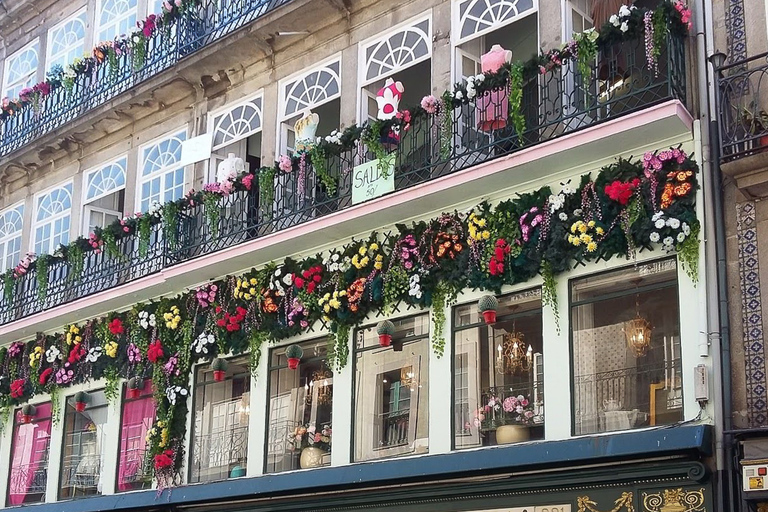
(104, 366, 121, 404)
(162, 202, 180, 249)
(540, 261, 560, 333)
(3, 273, 13, 303)
(36, 256, 49, 301)
(203, 193, 221, 237)
(68, 244, 85, 283)
(259, 167, 276, 218)
(138, 214, 153, 257)
(102, 229, 121, 259)
(509, 63, 526, 138)
(678, 223, 700, 284)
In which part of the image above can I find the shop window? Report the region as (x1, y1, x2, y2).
(59, 390, 108, 499)
(571, 259, 683, 435)
(354, 313, 429, 461)
(266, 340, 333, 473)
(7, 402, 52, 506)
(453, 290, 544, 449)
(116, 379, 155, 492)
(189, 356, 250, 483)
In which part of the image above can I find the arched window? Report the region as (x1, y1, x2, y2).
(97, 0, 138, 42)
(139, 130, 187, 212)
(362, 17, 431, 85)
(211, 95, 263, 151)
(281, 60, 341, 119)
(3, 41, 39, 99)
(455, 0, 537, 44)
(0, 205, 24, 272)
(47, 10, 86, 71)
(34, 183, 73, 255)
(85, 158, 127, 202)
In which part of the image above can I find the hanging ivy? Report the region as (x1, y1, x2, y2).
(36, 256, 49, 302)
(102, 230, 122, 259)
(68, 244, 85, 283)
(677, 223, 700, 284)
(540, 260, 560, 333)
(162, 202, 180, 249)
(131, 33, 147, 72)
(3, 272, 13, 303)
(440, 92, 453, 160)
(138, 214, 153, 257)
(203, 193, 221, 237)
(509, 62, 526, 139)
(259, 167, 276, 217)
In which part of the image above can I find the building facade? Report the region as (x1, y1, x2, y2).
(0, 0, 720, 511)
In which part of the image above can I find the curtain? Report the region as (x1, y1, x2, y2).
(9, 402, 52, 505)
(117, 382, 155, 491)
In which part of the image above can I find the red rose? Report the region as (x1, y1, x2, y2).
(10, 379, 25, 398)
(306, 282, 316, 294)
(294, 276, 305, 289)
(147, 340, 164, 363)
(39, 368, 53, 386)
(109, 318, 124, 335)
(68, 344, 85, 364)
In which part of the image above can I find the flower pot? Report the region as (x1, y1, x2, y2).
(379, 334, 392, 347)
(21, 414, 32, 424)
(127, 388, 140, 399)
(482, 310, 497, 324)
(75, 401, 87, 412)
(213, 370, 226, 382)
(287, 357, 300, 370)
(495, 424, 530, 445)
(300, 446, 325, 469)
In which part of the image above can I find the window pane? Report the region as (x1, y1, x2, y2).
(117, 380, 155, 492)
(454, 290, 544, 449)
(7, 403, 52, 506)
(190, 357, 250, 483)
(354, 313, 429, 462)
(59, 390, 108, 499)
(266, 339, 333, 473)
(571, 259, 683, 435)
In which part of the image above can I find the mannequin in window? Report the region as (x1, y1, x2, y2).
(295, 111, 320, 152)
(216, 153, 245, 186)
(376, 77, 405, 148)
(477, 44, 513, 132)
(592, 0, 633, 81)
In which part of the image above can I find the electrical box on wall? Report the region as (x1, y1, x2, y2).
(744, 465, 768, 491)
(694, 364, 708, 402)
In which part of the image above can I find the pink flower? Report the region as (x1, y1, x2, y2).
(241, 173, 254, 190)
(175, 0, 182, 5)
(279, 155, 292, 173)
(420, 95, 438, 114)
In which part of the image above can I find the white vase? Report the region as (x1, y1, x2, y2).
(495, 424, 530, 445)
(300, 447, 325, 469)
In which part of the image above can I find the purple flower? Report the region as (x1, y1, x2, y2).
(55, 367, 74, 384)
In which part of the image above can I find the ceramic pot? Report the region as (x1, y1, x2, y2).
(379, 334, 392, 347)
(213, 370, 226, 382)
(75, 402, 87, 412)
(482, 310, 497, 324)
(300, 447, 325, 469)
(127, 388, 140, 399)
(495, 424, 530, 445)
(21, 414, 32, 424)
(288, 357, 300, 370)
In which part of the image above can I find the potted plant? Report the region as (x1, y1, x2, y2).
(21, 404, 36, 424)
(287, 423, 332, 469)
(739, 104, 768, 151)
(212, 357, 228, 382)
(127, 377, 143, 399)
(478, 295, 499, 324)
(285, 344, 303, 370)
(475, 393, 539, 445)
(74, 391, 89, 412)
(376, 320, 395, 347)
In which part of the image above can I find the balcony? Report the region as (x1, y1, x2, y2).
(715, 52, 768, 196)
(0, 32, 688, 332)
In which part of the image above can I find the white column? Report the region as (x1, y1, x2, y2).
(429, 303, 453, 454)
(331, 331, 353, 466)
(0, 407, 15, 505)
(247, 352, 268, 477)
(543, 274, 572, 441)
(100, 394, 122, 495)
(45, 393, 66, 503)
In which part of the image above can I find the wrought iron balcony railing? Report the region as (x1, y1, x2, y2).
(0, 0, 292, 158)
(0, 33, 687, 328)
(715, 52, 768, 162)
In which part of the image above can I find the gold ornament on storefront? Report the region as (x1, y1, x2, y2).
(495, 325, 532, 375)
(642, 488, 705, 512)
(577, 492, 634, 512)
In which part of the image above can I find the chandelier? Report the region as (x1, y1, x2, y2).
(305, 369, 333, 405)
(400, 366, 416, 390)
(495, 329, 532, 375)
(624, 295, 652, 357)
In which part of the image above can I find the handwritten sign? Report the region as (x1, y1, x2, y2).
(179, 132, 213, 167)
(352, 154, 395, 205)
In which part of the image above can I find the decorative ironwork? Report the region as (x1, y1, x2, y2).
(190, 425, 249, 482)
(8, 463, 48, 503)
(577, 492, 634, 512)
(642, 488, 705, 512)
(0, 34, 686, 326)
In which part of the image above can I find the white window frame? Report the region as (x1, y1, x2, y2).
(276, 55, 342, 157)
(208, 92, 264, 152)
(82, 156, 127, 234)
(0, 203, 24, 272)
(46, 9, 87, 72)
(32, 181, 73, 256)
(3, 40, 39, 99)
(136, 129, 189, 212)
(96, 0, 139, 43)
(451, 0, 539, 47)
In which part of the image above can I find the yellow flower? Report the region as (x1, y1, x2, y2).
(586, 242, 598, 252)
(570, 222, 579, 234)
(572, 237, 582, 246)
(360, 256, 369, 267)
(477, 218, 486, 228)
(482, 231, 490, 240)
(244, 293, 252, 300)
(578, 223, 588, 234)
(369, 242, 379, 251)
(105, 341, 118, 358)
(249, 287, 256, 295)
(249, 278, 257, 286)
(236, 279, 242, 289)
(358, 246, 367, 256)
(580, 234, 592, 244)
(596, 227, 604, 235)
(587, 220, 596, 228)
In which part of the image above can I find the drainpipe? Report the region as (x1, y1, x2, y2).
(691, 0, 732, 509)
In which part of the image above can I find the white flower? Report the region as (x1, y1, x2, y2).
(620, 21, 629, 32)
(667, 218, 681, 229)
(559, 212, 568, 221)
(475, 73, 485, 83)
(148, 201, 163, 217)
(573, 209, 583, 217)
(466, 75, 475, 84)
(677, 232, 686, 243)
(282, 274, 293, 286)
(655, 219, 666, 229)
(610, 14, 620, 26)
(408, 274, 423, 299)
(45, 346, 62, 363)
(663, 236, 674, 246)
(138, 311, 156, 330)
(466, 88, 476, 99)
(548, 194, 565, 212)
(192, 332, 216, 354)
(652, 211, 664, 222)
(86, 346, 103, 363)
(649, 232, 660, 243)
(455, 91, 464, 100)
(682, 223, 691, 235)
(166, 386, 188, 406)
(561, 183, 575, 195)
(619, 4, 631, 16)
